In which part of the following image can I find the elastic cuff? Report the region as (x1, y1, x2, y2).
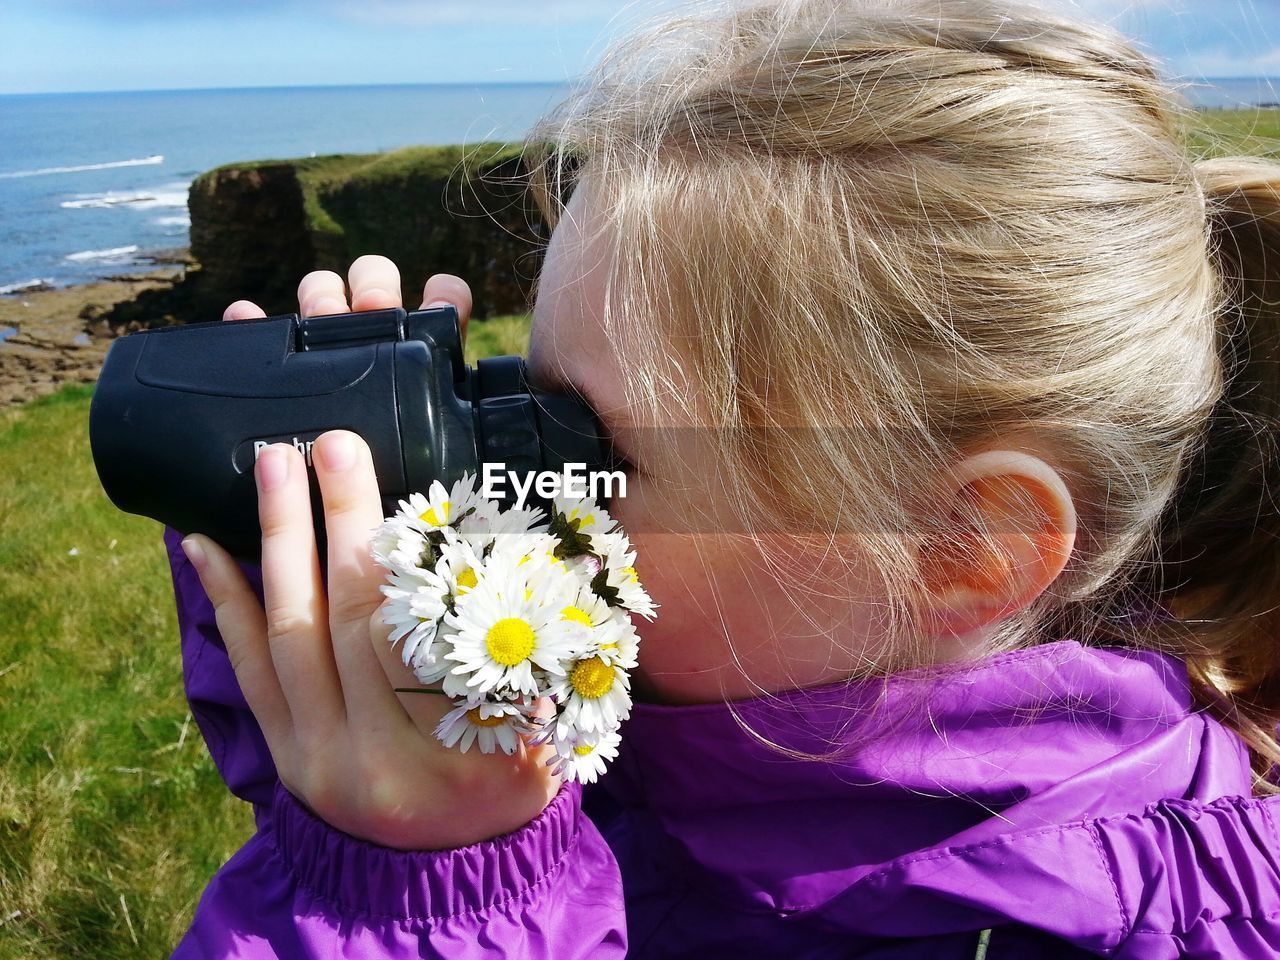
(268, 778, 583, 921)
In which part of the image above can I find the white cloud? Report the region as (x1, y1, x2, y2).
(1176, 44, 1280, 77)
(1036, 0, 1280, 77)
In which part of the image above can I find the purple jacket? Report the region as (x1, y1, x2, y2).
(162, 527, 1280, 959)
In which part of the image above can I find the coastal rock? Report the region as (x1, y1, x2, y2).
(0, 270, 182, 406)
(186, 162, 314, 319)
(174, 143, 545, 322)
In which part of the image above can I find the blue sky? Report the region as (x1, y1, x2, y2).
(0, 0, 1276, 95)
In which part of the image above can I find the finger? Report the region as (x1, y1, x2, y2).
(256, 443, 346, 735)
(180, 533, 292, 747)
(420, 274, 473, 343)
(311, 431, 410, 730)
(348, 255, 402, 312)
(297, 270, 349, 318)
(223, 300, 267, 322)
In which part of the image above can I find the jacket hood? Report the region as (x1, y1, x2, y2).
(601, 641, 1280, 958)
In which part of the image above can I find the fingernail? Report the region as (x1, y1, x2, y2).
(257, 445, 289, 492)
(181, 535, 208, 572)
(318, 432, 357, 472)
(305, 297, 347, 317)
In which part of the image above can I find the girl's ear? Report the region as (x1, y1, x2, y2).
(916, 450, 1077, 641)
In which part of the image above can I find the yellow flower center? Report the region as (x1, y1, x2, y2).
(485, 618, 535, 666)
(561, 605, 593, 627)
(456, 567, 477, 593)
(569, 656, 615, 700)
(465, 707, 507, 728)
(420, 500, 451, 526)
(621, 565, 639, 583)
(573, 744, 596, 756)
(517, 552, 562, 569)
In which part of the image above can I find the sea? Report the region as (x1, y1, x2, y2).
(0, 83, 568, 294)
(0, 77, 1276, 295)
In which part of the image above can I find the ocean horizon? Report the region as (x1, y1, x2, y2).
(1, 77, 1277, 294)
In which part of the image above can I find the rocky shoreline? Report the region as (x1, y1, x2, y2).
(0, 252, 189, 407)
(0, 143, 548, 409)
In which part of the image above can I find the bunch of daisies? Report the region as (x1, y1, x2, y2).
(371, 474, 655, 784)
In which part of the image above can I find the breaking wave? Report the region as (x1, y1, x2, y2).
(60, 188, 187, 210)
(64, 245, 139, 262)
(0, 154, 164, 180)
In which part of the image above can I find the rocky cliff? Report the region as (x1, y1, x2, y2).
(131, 143, 546, 325)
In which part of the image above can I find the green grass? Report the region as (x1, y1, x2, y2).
(463, 313, 532, 364)
(0, 385, 250, 957)
(1186, 107, 1280, 161)
(0, 315, 529, 958)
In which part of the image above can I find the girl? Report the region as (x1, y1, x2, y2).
(169, 0, 1280, 956)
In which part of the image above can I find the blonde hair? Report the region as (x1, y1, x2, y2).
(524, 0, 1280, 786)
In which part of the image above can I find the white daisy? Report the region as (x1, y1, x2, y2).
(379, 568, 449, 669)
(374, 508, 441, 576)
(373, 507, 434, 566)
(547, 727, 622, 784)
(401, 480, 454, 533)
(462, 503, 548, 557)
(550, 583, 634, 670)
(591, 615, 640, 670)
(593, 532, 657, 620)
(545, 495, 615, 562)
(564, 550, 603, 584)
(487, 529, 559, 570)
(551, 494, 617, 539)
(434, 698, 534, 755)
(548, 650, 633, 735)
(424, 628, 478, 697)
(444, 566, 579, 698)
(469, 533, 570, 608)
(557, 581, 616, 629)
(445, 472, 500, 530)
(407, 633, 457, 685)
(436, 528, 487, 606)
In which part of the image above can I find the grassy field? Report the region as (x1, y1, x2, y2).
(2, 108, 1279, 959)
(0, 316, 530, 958)
(1186, 107, 1280, 160)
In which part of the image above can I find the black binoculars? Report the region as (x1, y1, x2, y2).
(88, 305, 611, 561)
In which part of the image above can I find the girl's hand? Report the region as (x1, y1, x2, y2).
(221, 253, 474, 329)
(182, 256, 560, 850)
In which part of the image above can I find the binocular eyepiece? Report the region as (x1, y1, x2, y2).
(88, 305, 613, 561)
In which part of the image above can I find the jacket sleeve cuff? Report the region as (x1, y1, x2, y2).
(267, 777, 591, 922)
